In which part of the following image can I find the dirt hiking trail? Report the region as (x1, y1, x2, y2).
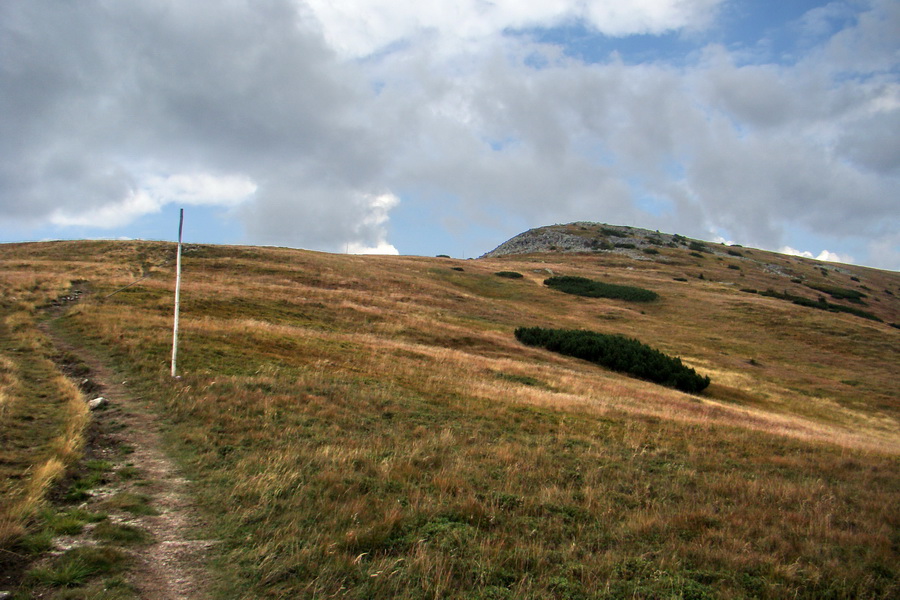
(46, 324, 216, 600)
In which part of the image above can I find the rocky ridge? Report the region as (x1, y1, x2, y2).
(481, 222, 694, 258)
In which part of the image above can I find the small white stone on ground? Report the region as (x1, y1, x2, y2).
(88, 397, 108, 410)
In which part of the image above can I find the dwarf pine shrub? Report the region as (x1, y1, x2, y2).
(515, 327, 710, 393)
(689, 241, 708, 253)
(760, 289, 882, 322)
(544, 276, 658, 302)
(804, 283, 867, 304)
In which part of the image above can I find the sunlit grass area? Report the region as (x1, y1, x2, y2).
(0, 261, 89, 550)
(2, 238, 898, 598)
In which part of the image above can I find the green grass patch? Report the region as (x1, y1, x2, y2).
(65, 461, 113, 503)
(41, 508, 107, 536)
(16, 529, 55, 555)
(544, 276, 658, 302)
(92, 522, 153, 545)
(27, 546, 129, 588)
(100, 493, 158, 516)
(116, 466, 141, 481)
(494, 372, 546, 388)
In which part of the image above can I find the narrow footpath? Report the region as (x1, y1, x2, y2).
(43, 324, 215, 600)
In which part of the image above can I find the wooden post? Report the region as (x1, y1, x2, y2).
(171, 208, 184, 378)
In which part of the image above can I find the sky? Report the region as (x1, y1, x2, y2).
(1, 1, 898, 269)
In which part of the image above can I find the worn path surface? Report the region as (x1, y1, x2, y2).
(46, 324, 215, 600)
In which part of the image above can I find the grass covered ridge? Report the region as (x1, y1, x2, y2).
(1, 239, 899, 599)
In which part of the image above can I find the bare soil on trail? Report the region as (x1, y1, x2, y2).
(44, 326, 216, 600)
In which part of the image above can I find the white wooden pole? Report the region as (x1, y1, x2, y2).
(171, 208, 184, 378)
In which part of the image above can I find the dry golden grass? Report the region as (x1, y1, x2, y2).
(1, 238, 898, 598)
(0, 266, 90, 550)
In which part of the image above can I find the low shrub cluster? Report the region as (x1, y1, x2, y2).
(689, 241, 708, 253)
(804, 283, 867, 304)
(494, 271, 524, 279)
(544, 276, 658, 302)
(515, 327, 710, 393)
(760, 289, 882, 322)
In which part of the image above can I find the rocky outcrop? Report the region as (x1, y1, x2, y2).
(480, 222, 684, 258)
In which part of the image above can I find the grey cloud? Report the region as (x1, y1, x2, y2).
(1, 1, 897, 267)
(237, 176, 394, 252)
(836, 107, 900, 175)
(363, 26, 897, 256)
(1, 0, 389, 248)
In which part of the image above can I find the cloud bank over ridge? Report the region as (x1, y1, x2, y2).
(1, 1, 897, 267)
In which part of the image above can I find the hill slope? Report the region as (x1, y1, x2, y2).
(1, 232, 898, 598)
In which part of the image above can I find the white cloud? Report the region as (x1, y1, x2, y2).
(779, 246, 855, 265)
(144, 173, 257, 207)
(48, 172, 256, 228)
(347, 241, 399, 255)
(302, 0, 724, 58)
(348, 193, 399, 254)
(50, 190, 162, 228)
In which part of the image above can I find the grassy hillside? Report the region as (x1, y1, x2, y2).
(1, 234, 898, 599)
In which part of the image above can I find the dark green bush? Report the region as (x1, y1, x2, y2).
(642, 248, 659, 255)
(689, 241, 708, 253)
(760, 289, 882, 322)
(495, 271, 524, 279)
(590, 239, 615, 250)
(544, 276, 658, 302)
(804, 283, 867, 304)
(727, 249, 743, 257)
(515, 327, 710, 393)
(615, 242, 637, 249)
